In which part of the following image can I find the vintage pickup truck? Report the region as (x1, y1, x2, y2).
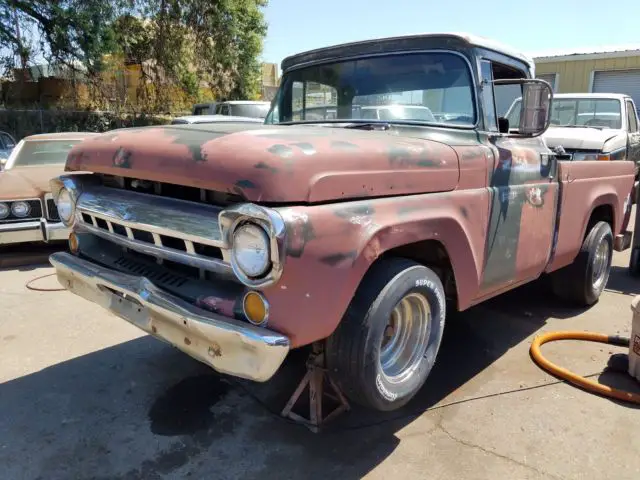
(505, 92, 640, 176)
(48, 33, 635, 413)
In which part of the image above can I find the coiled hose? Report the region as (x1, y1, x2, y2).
(530, 331, 640, 404)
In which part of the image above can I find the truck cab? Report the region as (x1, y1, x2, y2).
(48, 33, 635, 413)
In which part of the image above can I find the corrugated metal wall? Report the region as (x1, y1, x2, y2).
(535, 56, 640, 93)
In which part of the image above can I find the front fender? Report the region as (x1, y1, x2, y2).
(260, 189, 488, 347)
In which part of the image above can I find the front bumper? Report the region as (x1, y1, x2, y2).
(0, 219, 69, 245)
(49, 252, 290, 382)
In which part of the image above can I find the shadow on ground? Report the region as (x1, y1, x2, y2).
(0, 269, 627, 479)
(0, 242, 66, 271)
(605, 266, 640, 297)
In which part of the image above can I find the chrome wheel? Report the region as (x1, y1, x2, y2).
(379, 292, 431, 383)
(591, 238, 610, 290)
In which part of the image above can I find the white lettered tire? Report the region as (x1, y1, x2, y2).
(326, 258, 446, 411)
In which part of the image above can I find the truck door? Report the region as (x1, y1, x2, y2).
(476, 58, 560, 296)
(625, 99, 640, 173)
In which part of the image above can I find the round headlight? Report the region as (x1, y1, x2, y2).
(11, 201, 30, 218)
(56, 188, 74, 224)
(0, 202, 9, 219)
(232, 223, 271, 278)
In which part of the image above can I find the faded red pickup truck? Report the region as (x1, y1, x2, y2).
(49, 33, 635, 412)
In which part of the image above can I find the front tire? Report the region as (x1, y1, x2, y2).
(551, 221, 613, 306)
(325, 258, 446, 411)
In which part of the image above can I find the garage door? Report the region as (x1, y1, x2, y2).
(592, 69, 640, 115)
(537, 73, 556, 91)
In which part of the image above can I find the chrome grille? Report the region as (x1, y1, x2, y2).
(76, 186, 234, 280)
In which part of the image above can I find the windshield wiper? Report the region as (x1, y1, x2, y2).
(343, 122, 392, 131)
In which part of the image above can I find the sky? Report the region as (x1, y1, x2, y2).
(261, 0, 640, 68)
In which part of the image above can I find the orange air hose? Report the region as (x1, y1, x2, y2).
(530, 331, 640, 404)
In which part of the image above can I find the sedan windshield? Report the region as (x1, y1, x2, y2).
(507, 97, 622, 129)
(10, 139, 83, 167)
(265, 52, 476, 127)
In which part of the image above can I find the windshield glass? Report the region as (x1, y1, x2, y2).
(11, 139, 83, 167)
(230, 104, 269, 118)
(506, 97, 622, 129)
(265, 52, 476, 127)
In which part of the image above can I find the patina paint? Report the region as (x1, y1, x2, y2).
(65, 124, 461, 203)
(477, 136, 558, 297)
(545, 160, 635, 272)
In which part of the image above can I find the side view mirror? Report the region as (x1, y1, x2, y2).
(494, 78, 553, 137)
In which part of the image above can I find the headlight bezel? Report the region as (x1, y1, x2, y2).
(10, 201, 31, 218)
(55, 187, 75, 224)
(219, 204, 286, 288)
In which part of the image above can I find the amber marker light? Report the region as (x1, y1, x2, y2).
(243, 291, 269, 326)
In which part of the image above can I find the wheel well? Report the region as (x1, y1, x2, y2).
(381, 240, 458, 308)
(586, 204, 613, 237)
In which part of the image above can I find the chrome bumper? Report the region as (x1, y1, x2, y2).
(49, 252, 290, 382)
(0, 219, 69, 245)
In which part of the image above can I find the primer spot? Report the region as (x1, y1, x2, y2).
(268, 144, 294, 158)
(235, 180, 257, 189)
(291, 142, 316, 155)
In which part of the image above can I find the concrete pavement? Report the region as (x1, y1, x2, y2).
(1, 246, 639, 479)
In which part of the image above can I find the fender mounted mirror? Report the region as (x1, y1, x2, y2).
(494, 78, 553, 137)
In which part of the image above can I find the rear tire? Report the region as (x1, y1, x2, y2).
(551, 221, 613, 306)
(325, 258, 446, 412)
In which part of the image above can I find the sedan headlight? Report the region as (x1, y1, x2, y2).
(231, 223, 271, 278)
(0, 202, 9, 219)
(11, 201, 30, 218)
(56, 188, 75, 225)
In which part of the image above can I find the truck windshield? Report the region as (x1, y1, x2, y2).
(230, 104, 270, 119)
(507, 97, 622, 129)
(265, 52, 476, 127)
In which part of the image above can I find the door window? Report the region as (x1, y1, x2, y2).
(627, 101, 638, 132)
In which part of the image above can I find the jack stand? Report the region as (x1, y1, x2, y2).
(281, 342, 350, 433)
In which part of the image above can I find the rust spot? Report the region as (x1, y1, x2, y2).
(208, 343, 222, 357)
(151, 325, 158, 334)
(291, 142, 316, 155)
(285, 212, 315, 258)
(112, 147, 132, 168)
(184, 337, 191, 346)
(235, 179, 257, 189)
(320, 251, 358, 267)
(460, 206, 469, 218)
(268, 144, 294, 158)
(254, 161, 278, 173)
(334, 204, 375, 219)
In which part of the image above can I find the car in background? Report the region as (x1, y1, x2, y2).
(505, 93, 640, 176)
(359, 104, 437, 122)
(0, 132, 97, 246)
(212, 100, 270, 119)
(0, 131, 16, 170)
(170, 114, 263, 125)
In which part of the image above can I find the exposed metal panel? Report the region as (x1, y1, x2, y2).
(593, 69, 640, 114)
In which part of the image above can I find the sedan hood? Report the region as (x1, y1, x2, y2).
(65, 123, 461, 203)
(0, 164, 64, 200)
(542, 127, 622, 150)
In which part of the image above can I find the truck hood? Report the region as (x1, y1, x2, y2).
(0, 164, 64, 200)
(542, 127, 623, 150)
(65, 123, 461, 203)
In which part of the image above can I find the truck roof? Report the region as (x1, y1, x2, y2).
(282, 32, 534, 72)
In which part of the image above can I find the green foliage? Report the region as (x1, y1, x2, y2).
(2, 0, 269, 111)
(0, 109, 174, 141)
